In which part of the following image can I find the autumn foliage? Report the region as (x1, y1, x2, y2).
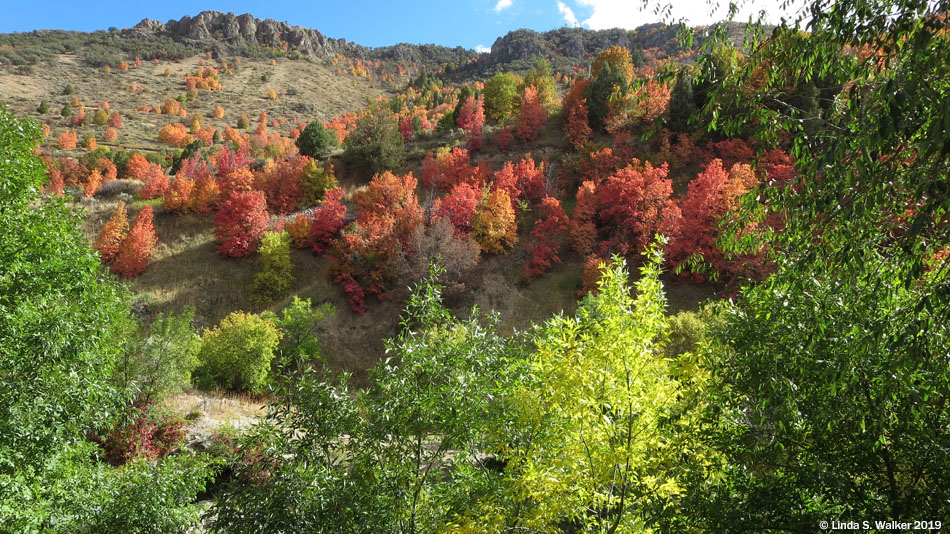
(56, 130, 77, 150)
(525, 196, 570, 278)
(596, 160, 681, 258)
(96, 201, 130, 265)
(432, 182, 481, 237)
(471, 188, 517, 254)
(421, 147, 487, 192)
(213, 190, 270, 257)
(112, 206, 158, 278)
(309, 187, 347, 254)
(515, 85, 546, 141)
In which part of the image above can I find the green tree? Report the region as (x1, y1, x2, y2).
(521, 57, 557, 109)
(494, 250, 707, 531)
(36, 100, 49, 114)
(249, 231, 294, 306)
(482, 72, 522, 123)
(209, 266, 527, 533)
(0, 106, 130, 531)
(342, 107, 406, 175)
(684, 1, 950, 529)
(195, 311, 282, 394)
(296, 119, 338, 158)
(300, 159, 337, 206)
(587, 63, 627, 133)
(667, 68, 696, 133)
(113, 307, 200, 404)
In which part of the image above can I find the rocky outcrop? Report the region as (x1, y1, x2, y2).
(127, 11, 477, 65)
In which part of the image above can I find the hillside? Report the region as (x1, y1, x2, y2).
(4, 3, 947, 532)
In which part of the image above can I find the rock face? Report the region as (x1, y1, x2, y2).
(127, 10, 477, 65)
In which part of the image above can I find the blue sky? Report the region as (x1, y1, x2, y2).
(0, 1, 800, 50)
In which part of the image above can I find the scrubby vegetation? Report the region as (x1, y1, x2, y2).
(2, 0, 949, 530)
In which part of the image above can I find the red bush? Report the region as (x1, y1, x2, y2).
(525, 196, 570, 278)
(162, 176, 194, 214)
(495, 127, 514, 151)
(354, 171, 422, 249)
(96, 201, 130, 265)
(112, 206, 158, 278)
(258, 156, 307, 215)
(310, 187, 347, 254)
(90, 402, 185, 466)
(421, 147, 485, 192)
(125, 154, 151, 181)
(515, 85, 546, 141)
(432, 182, 481, 237)
(140, 165, 169, 199)
(213, 190, 270, 257)
(597, 160, 682, 258)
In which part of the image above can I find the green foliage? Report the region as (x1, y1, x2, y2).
(113, 307, 200, 404)
(435, 108, 456, 134)
(195, 311, 282, 394)
(343, 107, 406, 175)
(36, 100, 49, 114)
(587, 63, 626, 132)
(249, 231, 294, 306)
(483, 72, 522, 123)
(275, 296, 334, 367)
(0, 106, 130, 530)
(237, 115, 250, 129)
(683, 2, 950, 530)
(520, 57, 556, 108)
(210, 266, 528, 533)
(667, 68, 696, 133)
(170, 140, 202, 175)
(80, 454, 216, 534)
(296, 120, 338, 158)
(62, 83, 75, 95)
(496, 250, 707, 531)
(60, 102, 73, 118)
(300, 159, 338, 206)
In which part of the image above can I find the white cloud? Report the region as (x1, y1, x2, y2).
(574, 0, 804, 30)
(557, 1, 580, 27)
(494, 0, 513, 12)
(476, 44, 491, 53)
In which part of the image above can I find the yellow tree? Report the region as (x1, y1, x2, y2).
(499, 247, 707, 532)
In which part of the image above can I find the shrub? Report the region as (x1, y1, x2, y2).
(112, 206, 158, 278)
(96, 201, 130, 264)
(432, 182, 480, 237)
(93, 109, 109, 126)
(213, 190, 270, 257)
(524, 196, 570, 278)
(37, 100, 49, 114)
(212, 106, 225, 119)
(471, 188, 517, 254)
(57, 130, 78, 150)
(104, 127, 118, 143)
(113, 307, 200, 404)
(515, 85, 546, 141)
(249, 231, 294, 306)
(296, 120, 338, 158)
(124, 153, 151, 180)
(301, 160, 338, 207)
(237, 114, 249, 129)
(310, 187, 347, 254)
(283, 213, 314, 248)
(90, 402, 186, 466)
(342, 108, 405, 175)
(195, 311, 282, 394)
(483, 72, 522, 123)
